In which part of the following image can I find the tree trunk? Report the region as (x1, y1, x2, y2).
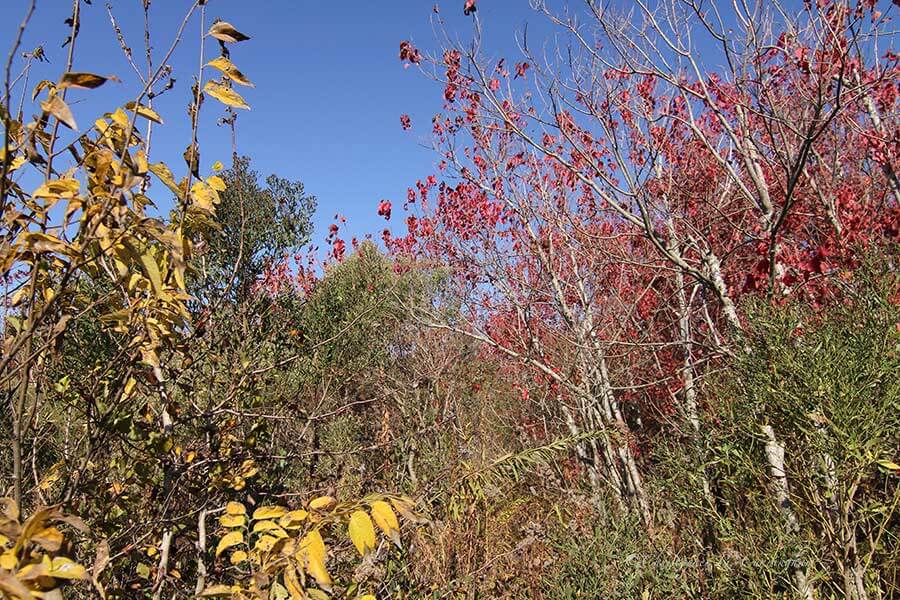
(761, 425, 815, 600)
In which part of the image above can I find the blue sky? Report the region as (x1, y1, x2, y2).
(1, 0, 544, 251)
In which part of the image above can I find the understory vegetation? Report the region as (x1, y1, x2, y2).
(1, 0, 898, 598)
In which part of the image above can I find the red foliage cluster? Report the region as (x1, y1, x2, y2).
(389, 0, 899, 448)
(399, 41, 421, 65)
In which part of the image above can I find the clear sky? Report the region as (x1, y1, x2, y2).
(1, 0, 544, 252)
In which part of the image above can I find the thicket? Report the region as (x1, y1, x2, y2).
(1, 1, 898, 599)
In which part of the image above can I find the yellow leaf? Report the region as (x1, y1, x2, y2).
(191, 180, 220, 213)
(206, 57, 254, 87)
(279, 510, 308, 529)
(215, 530, 243, 557)
(31, 526, 64, 552)
(284, 565, 305, 599)
(41, 95, 78, 130)
(137, 249, 164, 295)
(370, 501, 401, 547)
(253, 534, 277, 553)
(33, 178, 80, 200)
(59, 72, 108, 89)
(212, 160, 224, 171)
(348, 510, 376, 556)
(204, 81, 249, 110)
(229, 550, 247, 565)
(208, 21, 251, 43)
(149, 162, 185, 200)
(304, 552, 332, 593)
(240, 459, 258, 478)
(200, 585, 242, 597)
(49, 556, 87, 580)
(360, 595, 376, 600)
(109, 108, 129, 128)
(125, 101, 164, 124)
(0, 550, 17, 570)
(207, 175, 226, 192)
(252, 506, 286, 520)
(251, 520, 286, 535)
(308, 496, 335, 511)
(297, 529, 326, 566)
(19, 232, 77, 257)
(15, 556, 50, 581)
(225, 501, 246, 516)
(877, 459, 900, 473)
(8, 156, 26, 172)
(122, 377, 137, 400)
(219, 514, 245, 528)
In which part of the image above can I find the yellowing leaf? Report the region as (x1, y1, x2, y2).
(124, 101, 163, 124)
(253, 534, 277, 553)
(360, 595, 376, 600)
(19, 232, 77, 257)
(212, 160, 224, 171)
(208, 21, 251, 43)
(191, 180, 220, 213)
(219, 514, 245, 528)
(251, 520, 286, 536)
(284, 565, 305, 599)
(59, 72, 108, 89)
(252, 506, 286, 520)
(200, 585, 242, 597)
(0, 550, 17, 570)
(304, 552, 332, 593)
(41, 95, 78, 130)
(307, 589, 330, 600)
(215, 530, 243, 557)
(137, 249, 164, 295)
(49, 556, 87, 580)
(8, 156, 26, 172)
(370, 501, 401, 547)
(348, 510, 376, 556)
(149, 162, 185, 200)
(206, 57, 254, 87)
(15, 557, 49, 582)
(225, 501, 246, 516)
(204, 81, 249, 110)
(279, 510, 308, 529)
(297, 529, 326, 566)
(109, 108, 129, 128)
(122, 377, 137, 400)
(207, 175, 226, 192)
(31, 526, 64, 552)
(877, 459, 900, 473)
(229, 550, 247, 565)
(308, 496, 335, 511)
(33, 178, 80, 200)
